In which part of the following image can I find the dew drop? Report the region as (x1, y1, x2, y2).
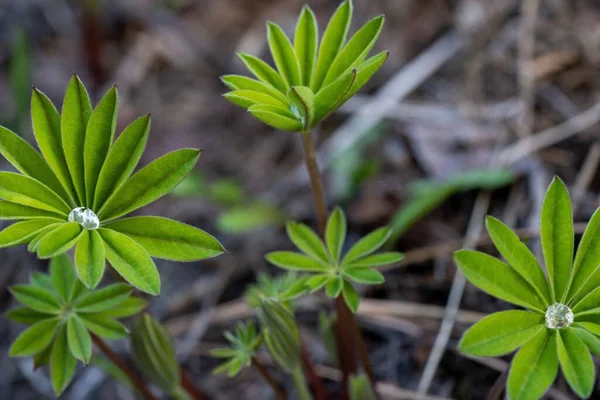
(545, 303, 574, 329)
(68, 207, 100, 230)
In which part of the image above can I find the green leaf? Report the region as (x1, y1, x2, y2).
(485, 216, 551, 305)
(325, 276, 344, 298)
(323, 15, 384, 87)
(93, 114, 151, 209)
(61, 74, 92, 204)
(342, 279, 359, 312)
(221, 75, 287, 104)
(349, 374, 377, 400)
(84, 86, 119, 206)
(97, 297, 147, 318)
(31, 88, 76, 202)
(10, 285, 61, 314)
(37, 222, 82, 259)
(294, 6, 318, 87)
(248, 105, 302, 131)
(541, 177, 573, 302)
(557, 329, 594, 398)
(341, 227, 390, 265)
(266, 251, 329, 272)
(237, 53, 287, 93)
(80, 314, 129, 339)
(28, 223, 63, 252)
(313, 69, 356, 124)
(572, 325, 600, 356)
(567, 207, 600, 304)
(0, 172, 71, 214)
(0, 126, 68, 201)
(577, 322, 600, 336)
(9, 317, 59, 356)
(343, 267, 384, 285)
(75, 283, 132, 313)
(311, 0, 353, 92)
(99, 228, 160, 295)
(326, 207, 346, 264)
(453, 250, 546, 312)
(224, 90, 288, 110)
(50, 325, 77, 396)
(31, 272, 56, 292)
(343, 252, 403, 268)
(507, 330, 558, 400)
(0, 219, 62, 249)
(267, 22, 301, 87)
(286, 221, 329, 263)
(74, 230, 106, 289)
(572, 286, 600, 314)
(67, 315, 92, 363)
(288, 86, 314, 130)
(34, 345, 52, 370)
(306, 274, 330, 292)
(6, 307, 53, 325)
(340, 51, 388, 103)
(99, 148, 201, 221)
(0, 200, 64, 220)
(50, 254, 76, 302)
(104, 216, 225, 261)
(458, 310, 544, 356)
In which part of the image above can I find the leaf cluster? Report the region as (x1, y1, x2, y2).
(210, 321, 262, 377)
(6, 254, 146, 395)
(456, 177, 600, 399)
(222, 0, 388, 132)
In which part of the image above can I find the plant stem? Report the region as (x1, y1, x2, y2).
(172, 386, 194, 400)
(91, 334, 158, 400)
(252, 357, 287, 400)
(486, 369, 508, 400)
(334, 296, 358, 399)
(292, 365, 314, 400)
(301, 132, 328, 235)
(180, 367, 208, 400)
(301, 347, 328, 400)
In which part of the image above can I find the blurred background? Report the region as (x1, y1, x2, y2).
(1, 0, 600, 398)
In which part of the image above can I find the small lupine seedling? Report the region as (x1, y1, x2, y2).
(222, 0, 387, 132)
(0, 75, 224, 295)
(266, 207, 403, 312)
(245, 272, 310, 308)
(211, 321, 262, 377)
(6, 254, 146, 395)
(455, 177, 600, 400)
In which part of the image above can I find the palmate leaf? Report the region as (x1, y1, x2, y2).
(9, 317, 59, 357)
(74, 230, 105, 289)
(74, 283, 132, 313)
(238, 53, 288, 93)
(6, 307, 53, 325)
(286, 221, 329, 263)
(266, 251, 329, 272)
(79, 314, 129, 340)
(341, 227, 390, 265)
(51, 325, 77, 396)
(97, 297, 147, 319)
(567, 207, 600, 304)
(67, 315, 92, 364)
(294, 6, 318, 87)
(37, 222, 82, 259)
(0, 219, 62, 249)
(326, 207, 346, 263)
(0, 200, 64, 220)
(343, 267, 384, 284)
(28, 223, 64, 252)
(10, 285, 61, 314)
(0, 172, 71, 214)
(557, 329, 594, 398)
(267, 22, 301, 87)
(343, 252, 403, 268)
(50, 254, 76, 303)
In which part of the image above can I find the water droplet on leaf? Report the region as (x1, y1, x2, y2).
(545, 303, 573, 329)
(68, 207, 100, 230)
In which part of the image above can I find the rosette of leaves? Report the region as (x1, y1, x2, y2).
(245, 272, 309, 308)
(222, 0, 388, 132)
(6, 254, 147, 395)
(0, 76, 224, 295)
(455, 177, 600, 400)
(211, 321, 262, 377)
(266, 207, 403, 312)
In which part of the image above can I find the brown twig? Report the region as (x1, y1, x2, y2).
(252, 357, 287, 400)
(301, 347, 328, 400)
(91, 334, 158, 400)
(301, 132, 328, 234)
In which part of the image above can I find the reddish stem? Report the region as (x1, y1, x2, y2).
(180, 367, 208, 400)
(252, 357, 287, 400)
(301, 346, 328, 400)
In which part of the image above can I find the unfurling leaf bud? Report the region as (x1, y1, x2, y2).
(257, 299, 301, 372)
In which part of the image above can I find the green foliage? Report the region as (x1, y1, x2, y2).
(222, 0, 387, 132)
(211, 321, 262, 377)
(0, 77, 224, 294)
(349, 374, 376, 400)
(245, 273, 309, 308)
(257, 299, 301, 372)
(6, 255, 146, 395)
(456, 176, 600, 399)
(266, 207, 402, 312)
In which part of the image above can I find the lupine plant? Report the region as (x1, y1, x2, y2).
(456, 177, 600, 399)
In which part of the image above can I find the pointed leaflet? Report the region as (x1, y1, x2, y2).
(557, 329, 594, 398)
(340, 51, 388, 104)
(507, 330, 558, 400)
(99, 149, 200, 221)
(37, 222, 82, 259)
(0, 172, 71, 214)
(237, 53, 288, 93)
(221, 75, 288, 103)
(93, 114, 150, 209)
(9, 318, 59, 357)
(67, 315, 92, 363)
(485, 216, 550, 305)
(295, 6, 318, 86)
(573, 286, 600, 314)
(0, 126, 69, 201)
(100, 229, 160, 295)
(31, 272, 56, 292)
(286, 221, 329, 263)
(344, 252, 403, 268)
(84, 86, 119, 206)
(75, 283, 132, 313)
(453, 250, 546, 312)
(28, 223, 63, 252)
(50, 325, 77, 396)
(97, 297, 147, 318)
(10, 284, 61, 314)
(326, 207, 346, 263)
(288, 86, 314, 129)
(6, 307, 53, 325)
(567, 207, 600, 303)
(224, 90, 288, 110)
(80, 314, 129, 339)
(572, 325, 600, 356)
(248, 105, 303, 131)
(0, 200, 64, 220)
(323, 15, 384, 87)
(341, 227, 390, 265)
(75, 230, 106, 289)
(266, 251, 329, 272)
(344, 267, 384, 284)
(62, 75, 92, 204)
(325, 276, 343, 298)
(104, 216, 224, 261)
(50, 254, 76, 302)
(458, 310, 544, 356)
(267, 22, 301, 87)
(31, 88, 76, 202)
(313, 69, 356, 123)
(0, 219, 62, 248)
(311, 0, 353, 92)
(541, 177, 573, 302)
(342, 280, 360, 312)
